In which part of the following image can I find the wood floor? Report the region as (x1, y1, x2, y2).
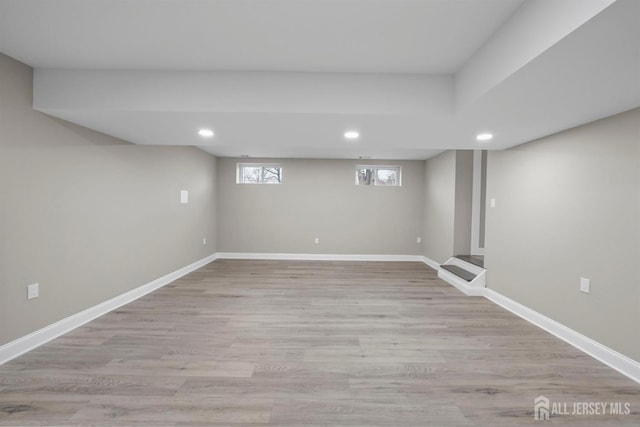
(0, 260, 638, 426)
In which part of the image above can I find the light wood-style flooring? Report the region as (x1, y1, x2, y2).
(0, 260, 638, 426)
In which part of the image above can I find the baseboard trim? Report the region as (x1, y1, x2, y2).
(420, 256, 441, 271)
(484, 288, 640, 385)
(216, 252, 423, 262)
(0, 253, 217, 366)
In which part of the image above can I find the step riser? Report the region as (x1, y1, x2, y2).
(447, 257, 485, 275)
(437, 269, 486, 296)
(440, 264, 477, 282)
(438, 256, 487, 296)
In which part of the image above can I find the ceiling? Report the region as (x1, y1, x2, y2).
(0, 0, 638, 159)
(0, 0, 523, 74)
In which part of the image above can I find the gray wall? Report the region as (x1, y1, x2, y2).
(479, 150, 487, 248)
(453, 151, 473, 256)
(423, 150, 473, 263)
(423, 151, 456, 263)
(485, 108, 640, 361)
(217, 158, 424, 255)
(0, 53, 218, 346)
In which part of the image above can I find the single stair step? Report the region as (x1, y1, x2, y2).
(440, 264, 477, 282)
(455, 255, 484, 268)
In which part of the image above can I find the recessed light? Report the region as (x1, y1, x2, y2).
(344, 131, 360, 140)
(198, 128, 214, 138)
(476, 133, 493, 141)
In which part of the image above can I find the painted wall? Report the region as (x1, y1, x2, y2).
(479, 150, 487, 248)
(217, 158, 424, 255)
(485, 108, 640, 361)
(423, 151, 456, 263)
(423, 150, 473, 264)
(453, 151, 473, 256)
(0, 53, 217, 346)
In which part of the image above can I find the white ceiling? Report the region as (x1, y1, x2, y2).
(0, 0, 523, 74)
(1, 0, 639, 160)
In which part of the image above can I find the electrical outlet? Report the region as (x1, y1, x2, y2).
(314, 237, 320, 244)
(180, 190, 189, 204)
(490, 198, 496, 208)
(580, 277, 590, 294)
(416, 237, 422, 244)
(27, 283, 39, 300)
(202, 237, 207, 245)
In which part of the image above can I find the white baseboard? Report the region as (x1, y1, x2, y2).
(484, 288, 640, 385)
(420, 256, 441, 271)
(0, 253, 217, 366)
(216, 252, 423, 262)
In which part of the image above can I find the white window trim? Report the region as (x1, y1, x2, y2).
(236, 163, 283, 184)
(355, 165, 402, 187)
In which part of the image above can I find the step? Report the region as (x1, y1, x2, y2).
(455, 254, 484, 268)
(440, 264, 477, 282)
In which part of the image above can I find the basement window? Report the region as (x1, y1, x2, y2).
(355, 166, 401, 186)
(236, 163, 283, 184)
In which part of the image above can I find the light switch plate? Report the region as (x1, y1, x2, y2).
(180, 190, 189, 204)
(27, 283, 39, 300)
(580, 277, 590, 294)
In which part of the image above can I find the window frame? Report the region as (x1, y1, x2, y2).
(355, 165, 402, 187)
(236, 163, 283, 185)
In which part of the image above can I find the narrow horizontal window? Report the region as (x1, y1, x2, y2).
(355, 165, 401, 187)
(237, 163, 283, 184)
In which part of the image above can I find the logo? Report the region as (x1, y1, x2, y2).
(534, 395, 550, 421)
(533, 395, 631, 420)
